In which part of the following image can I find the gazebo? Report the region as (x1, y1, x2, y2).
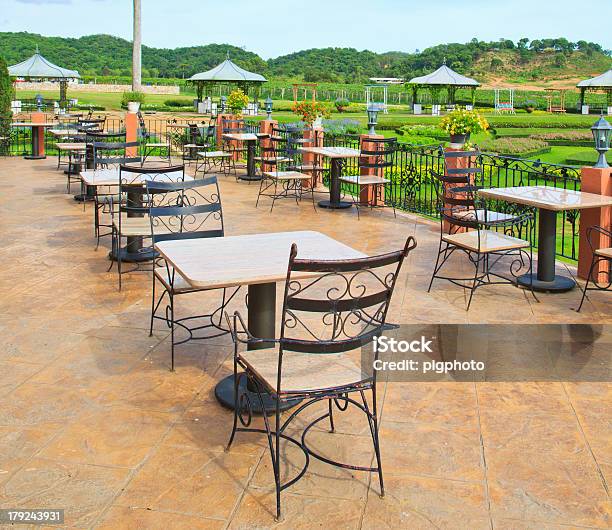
(8, 50, 80, 108)
(188, 55, 267, 103)
(577, 70, 612, 114)
(408, 63, 480, 110)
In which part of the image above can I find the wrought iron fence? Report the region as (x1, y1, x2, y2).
(323, 133, 581, 261)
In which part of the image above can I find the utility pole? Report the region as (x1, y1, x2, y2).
(132, 0, 142, 91)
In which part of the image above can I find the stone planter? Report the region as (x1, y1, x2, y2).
(450, 133, 470, 148)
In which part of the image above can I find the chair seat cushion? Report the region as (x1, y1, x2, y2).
(442, 229, 529, 253)
(262, 171, 312, 181)
(239, 348, 365, 394)
(339, 175, 390, 185)
(452, 209, 518, 223)
(154, 266, 193, 291)
(595, 247, 612, 259)
(197, 150, 230, 158)
(254, 156, 292, 163)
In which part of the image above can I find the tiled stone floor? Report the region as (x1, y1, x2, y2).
(0, 157, 610, 529)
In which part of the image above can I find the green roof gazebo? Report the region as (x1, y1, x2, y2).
(8, 50, 80, 108)
(188, 55, 267, 103)
(577, 70, 612, 114)
(408, 63, 480, 110)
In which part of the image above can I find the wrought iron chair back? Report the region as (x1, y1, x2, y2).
(222, 118, 246, 134)
(146, 176, 224, 243)
(118, 164, 185, 214)
(275, 237, 416, 392)
(93, 141, 141, 169)
(358, 137, 397, 173)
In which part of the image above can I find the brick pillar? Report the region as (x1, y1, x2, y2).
(216, 113, 242, 159)
(358, 134, 384, 205)
(578, 166, 612, 281)
(31, 112, 46, 157)
(124, 111, 139, 159)
(259, 119, 277, 173)
(303, 126, 323, 188)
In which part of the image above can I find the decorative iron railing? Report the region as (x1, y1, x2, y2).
(322, 133, 582, 262)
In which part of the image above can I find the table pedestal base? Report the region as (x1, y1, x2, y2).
(238, 174, 262, 182)
(24, 155, 46, 160)
(215, 374, 302, 413)
(517, 273, 576, 292)
(109, 247, 157, 263)
(318, 200, 352, 209)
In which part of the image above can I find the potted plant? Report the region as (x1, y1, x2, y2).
(292, 101, 331, 127)
(226, 89, 250, 117)
(121, 91, 145, 112)
(524, 100, 537, 113)
(439, 107, 489, 147)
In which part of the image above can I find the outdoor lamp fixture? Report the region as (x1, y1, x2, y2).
(265, 97, 273, 120)
(367, 103, 381, 135)
(220, 96, 227, 113)
(35, 94, 43, 111)
(591, 115, 612, 168)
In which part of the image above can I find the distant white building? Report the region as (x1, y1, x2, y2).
(368, 77, 404, 84)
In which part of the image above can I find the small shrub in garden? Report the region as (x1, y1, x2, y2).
(164, 98, 190, 107)
(226, 89, 250, 116)
(439, 107, 489, 136)
(334, 97, 350, 112)
(323, 118, 361, 135)
(120, 91, 145, 109)
(292, 101, 331, 126)
(478, 137, 550, 157)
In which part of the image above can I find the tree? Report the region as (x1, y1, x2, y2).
(132, 0, 142, 91)
(490, 57, 503, 71)
(0, 56, 11, 139)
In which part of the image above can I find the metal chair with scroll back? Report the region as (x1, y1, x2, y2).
(577, 225, 612, 311)
(339, 136, 397, 219)
(225, 236, 416, 521)
(255, 133, 315, 211)
(138, 112, 171, 166)
(109, 164, 186, 289)
(428, 150, 535, 309)
(91, 137, 141, 249)
(146, 176, 240, 370)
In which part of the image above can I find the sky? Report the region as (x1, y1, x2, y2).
(1, 0, 611, 59)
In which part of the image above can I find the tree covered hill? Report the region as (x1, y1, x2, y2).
(0, 32, 609, 84)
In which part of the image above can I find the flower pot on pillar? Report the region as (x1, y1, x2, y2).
(449, 133, 470, 149)
(127, 102, 141, 113)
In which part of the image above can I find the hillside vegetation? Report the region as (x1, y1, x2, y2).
(0, 32, 609, 85)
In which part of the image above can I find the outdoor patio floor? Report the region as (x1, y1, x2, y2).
(0, 156, 610, 529)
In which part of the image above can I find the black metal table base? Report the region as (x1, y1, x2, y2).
(215, 374, 302, 414)
(24, 155, 46, 160)
(239, 174, 262, 182)
(318, 200, 352, 209)
(517, 273, 576, 293)
(108, 247, 157, 263)
(73, 194, 95, 202)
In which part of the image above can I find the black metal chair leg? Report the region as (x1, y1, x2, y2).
(149, 273, 157, 336)
(169, 292, 175, 371)
(577, 257, 597, 312)
(328, 399, 335, 433)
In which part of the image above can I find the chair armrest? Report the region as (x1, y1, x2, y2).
(224, 310, 280, 346)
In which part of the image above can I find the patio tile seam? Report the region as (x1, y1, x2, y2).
(559, 381, 611, 498)
(473, 382, 495, 530)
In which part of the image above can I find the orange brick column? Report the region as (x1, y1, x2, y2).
(578, 166, 612, 281)
(31, 112, 46, 157)
(359, 134, 384, 205)
(124, 111, 139, 159)
(303, 126, 323, 188)
(216, 113, 242, 159)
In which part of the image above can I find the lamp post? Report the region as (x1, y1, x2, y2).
(591, 115, 612, 168)
(35, 93, 43, 111)
(220, 95, 227, 113)
(367, 103, 381, 135)
(265, 97, 273, 120)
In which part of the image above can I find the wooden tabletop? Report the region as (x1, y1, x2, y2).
(11, 122, 55, 127)
(223, 133, 259, 142)
(155, 230, 365, 289)
(56, 143, 86, 150)
(299, 146, 361, 159)
(80, 168, 192, 187)
(479, 185, 612, 211)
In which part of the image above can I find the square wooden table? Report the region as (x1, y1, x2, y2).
(479, 185, 612, 292)
(155, 230, 365, 411)
(11, 122, 55, 159)
(222, 133, 267, 181)
(81, 168, 192, 262)
(299, 146, 361, 209)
